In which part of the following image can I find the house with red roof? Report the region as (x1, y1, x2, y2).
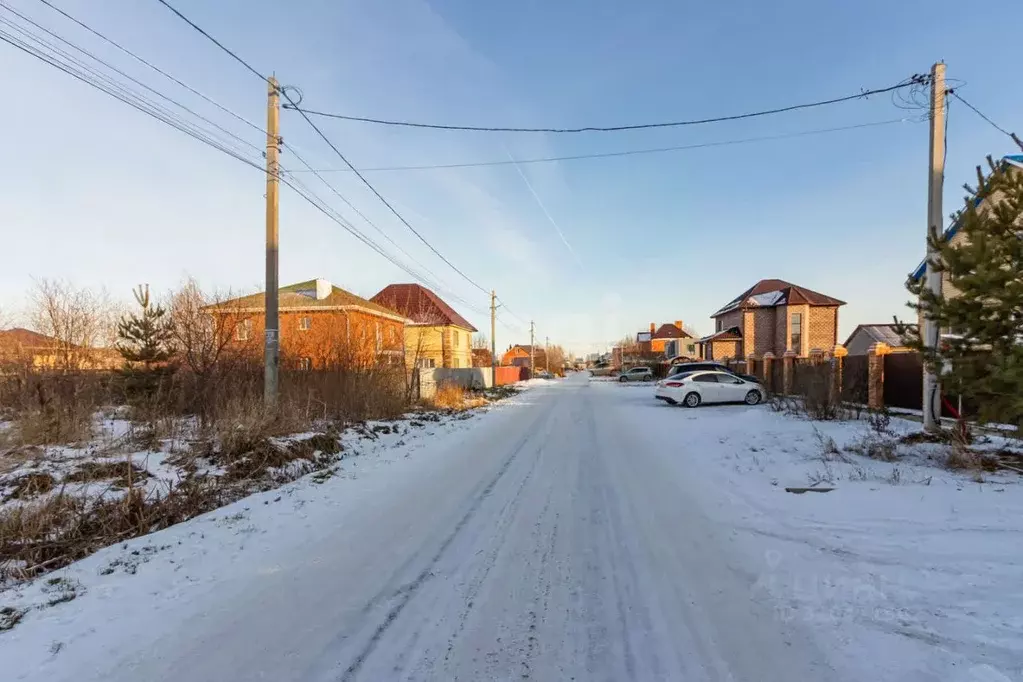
(700, 279, 845, 360)
(371, 283, 478, 369)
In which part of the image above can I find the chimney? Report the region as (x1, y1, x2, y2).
(314, 278, 332, 300)
(675, 320, 683, 331)
(649, 322, 656, 333)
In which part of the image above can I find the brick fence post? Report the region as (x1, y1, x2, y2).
(762, 352, 775, 392)
(782, 350, 797, 394)
(867, 342, 890, 409)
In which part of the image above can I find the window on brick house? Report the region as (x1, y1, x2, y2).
(299, 316, 311, 331)
(716, 318, 723, 332)
(298, 357, 312, 370)
(453, 330, 460, 346)
(235, 319, 252, 341)
(790, 313, 802, 352)
(416, 357, 435, 369)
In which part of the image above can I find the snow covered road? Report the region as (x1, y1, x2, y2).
(3, 373, 1020, 681)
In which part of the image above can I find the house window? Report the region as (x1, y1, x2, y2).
(299, 316, 311, 331)
(453, 330, 460, 346)
(416, 357, 435, 369)
(298, 357, 312, 370)
(235, 319, 252, 341)
(716, 318, 723, 332)
(452, 358, 460, 368)
(790, 312, 802, 352)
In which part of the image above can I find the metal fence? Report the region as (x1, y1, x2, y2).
(883, 353, 923, 411)
(841, 355, 869, 405)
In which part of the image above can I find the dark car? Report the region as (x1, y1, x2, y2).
(667, 362, 760, 383)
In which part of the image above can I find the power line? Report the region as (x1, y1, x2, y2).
(948, 90, 1018, 143)
(153, 0, 267, 82)
(152, 0, 492, 298)
(0, 17, 487, 318)
(32, 0, 267, 137)
(0, 2, 259, 155)
(282, 75, 929, 134)
(0, 25, 263, 169)
(285, 119, 913, 173)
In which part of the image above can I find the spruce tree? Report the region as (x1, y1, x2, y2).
(117, 285, 174, 366)
(905, 156, 1023, 427)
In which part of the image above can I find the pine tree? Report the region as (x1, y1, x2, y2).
(117, 285, 174, 366)
(904, 156, 1023, 427)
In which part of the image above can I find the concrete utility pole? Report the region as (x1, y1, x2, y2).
(922, 62, 945, 431)
(264, 76, 281, 407)
(545, 335, 549, 373)
(529, 320, 535, 379)
(490, 290, 497, 386)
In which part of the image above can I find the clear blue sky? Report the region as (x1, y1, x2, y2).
(3, 0, 1022, 355)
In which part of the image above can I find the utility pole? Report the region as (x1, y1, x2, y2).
(490, 290, 497, 386)
(545, 335, 549, 373)
(264, 76, 281, 407)
(529, 320, 535, 379)
(922, 62, 945, 431)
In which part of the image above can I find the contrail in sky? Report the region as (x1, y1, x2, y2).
(504, 146, 583, 266)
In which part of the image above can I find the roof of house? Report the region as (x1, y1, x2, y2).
(843, 323, 917, 348)
(213, 279, 404, 320)
(371, 283, 477, 331)
(910, 154, 1023, 281)
(698, 327, 743, 343)
(711, 279, 845, 317)
(651, 323, 693, 340)
(0, 328, 59, 348)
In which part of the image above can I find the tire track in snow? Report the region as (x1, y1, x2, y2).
(339, 404, 552, 681)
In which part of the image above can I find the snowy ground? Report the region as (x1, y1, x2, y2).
(1, 374, 1020, 681)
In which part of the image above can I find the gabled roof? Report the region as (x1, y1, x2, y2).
(212, 279, 405, 321)
(911, 154, 1023, 281)
(698, 326, 743, 343)
(711, 279, 845, 317)
(843, 323, 917, 348)
(371, 283, 477, 332)
(0, 328, 59, 348)
(651, 323, 693, 340)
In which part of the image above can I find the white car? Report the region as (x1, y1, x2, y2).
(655, 370, 765, 407)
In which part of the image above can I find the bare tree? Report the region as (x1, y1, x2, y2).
(30, 278, 115, 371)
(167, 278, 248, 378)
(471, 333, 489, 350)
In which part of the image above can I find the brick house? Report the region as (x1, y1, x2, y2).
(700, 279, 844, 360)
(0, 328, 120, 372)
(501, 344, 547, 370)
(636, 321, 695, 357)
(370, 283, 477, 369)
(210, 278, 407, 369)
(909, 154, 1023, 331)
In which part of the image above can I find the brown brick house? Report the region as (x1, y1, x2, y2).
(210, 278, 407, 369)
(699, 279, 844, 360)
(370, 283, 476, 369)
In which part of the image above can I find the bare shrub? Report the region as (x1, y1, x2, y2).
(868, 406, 893, 436)
(30, 279, 117, 372)
(846, 434, 899, 462)
(812, 426, 849, 463)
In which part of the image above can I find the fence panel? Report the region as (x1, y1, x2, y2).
(883, 353, 923, 410)
(770, 360, 783, 394)
(840, 355, 869, 405)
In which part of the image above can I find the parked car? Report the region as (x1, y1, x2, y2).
(655, 370, 765, 407)
(667, 361, 760, 383)
(619, 367, 654, 382)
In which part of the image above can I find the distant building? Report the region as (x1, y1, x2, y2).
(371, 283, 476, 369)
(843, 324, 916, 355)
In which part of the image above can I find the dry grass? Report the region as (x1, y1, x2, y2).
(2, 472, 56, 502)
(64, 461, 150, 489)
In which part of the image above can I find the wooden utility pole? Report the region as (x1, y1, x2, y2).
(922, 62, 945, 431)
(264, 76, 281, 407)
(529, 320, 535, 379)
(490, 290, 497, 386)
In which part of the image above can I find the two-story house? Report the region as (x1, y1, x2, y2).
(636, 321, 695, 357)
(501, 344, 547, 370)
(371, 283, 476, 369)
(211, 278, 407, 369)
(700, 279, 844, 360)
